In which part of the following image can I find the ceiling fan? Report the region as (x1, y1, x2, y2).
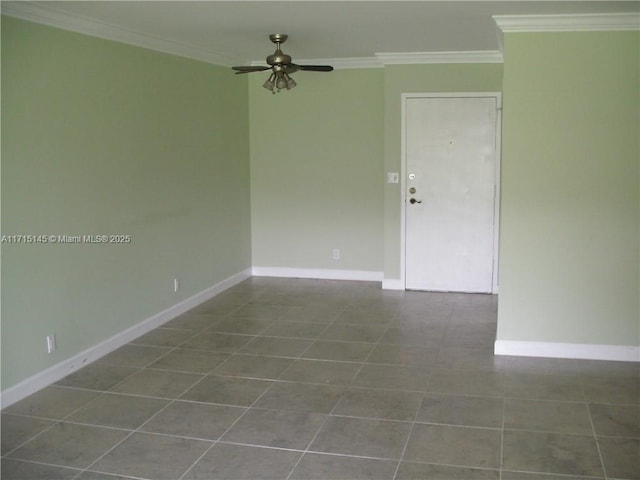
(232, 34, 334, 93)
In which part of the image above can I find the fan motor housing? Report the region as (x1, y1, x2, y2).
(266, 51, 292, 66)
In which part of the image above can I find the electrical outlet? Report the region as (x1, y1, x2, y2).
(46, 334, 56, 354)
(332, 248, 340, 260)
(173, 278, 180, 293)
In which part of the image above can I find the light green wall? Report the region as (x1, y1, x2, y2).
(249, 69, 384, 272)
(497, 31, 639, 346)
(383, 64, 504, 280)
(1, 17, 251, 389)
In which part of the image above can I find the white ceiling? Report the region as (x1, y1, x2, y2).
(3, 1, 639, 67)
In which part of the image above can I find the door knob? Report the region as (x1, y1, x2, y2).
(410, 198, 422, 204)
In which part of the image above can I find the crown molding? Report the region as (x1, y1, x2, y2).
(251, 51, 503, 70)
(0, 1, 240, 66)
(494, 12, 640, 32)
(376, 50, 503, 65)
(305, 57, 384, 69)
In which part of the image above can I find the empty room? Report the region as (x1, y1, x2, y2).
(1, 1, 639, 479)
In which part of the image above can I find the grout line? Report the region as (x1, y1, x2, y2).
(585, 401, 609, 480)
(500, 426, 609, 437)
(500, 468, 604, 479)
(283, 374, 350, 480)
(76, 466, 151, 480)
(391, 381, 424, 480)
(0, 420, 62, 459)
(581, 366, 609, 480)
(1, 458, 85, 475)
(346, 308, 399, 385)
(298, 304, 349, 354)
(77, 425, 139, 476)
(176, 440, 213, 480)
(499, 392, 506, 480)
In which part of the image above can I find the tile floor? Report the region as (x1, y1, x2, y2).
(2, 277, 639, 480)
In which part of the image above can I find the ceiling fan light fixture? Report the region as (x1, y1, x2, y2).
(275, 73, 287, 91)
(284, 74, 297, 90)
(262, 73, 276, 92)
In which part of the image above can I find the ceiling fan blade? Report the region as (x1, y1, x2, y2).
(232, 66, 271, 74)
(294, 64, 334, 72)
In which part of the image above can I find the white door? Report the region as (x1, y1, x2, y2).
(404, 95, 499, 293)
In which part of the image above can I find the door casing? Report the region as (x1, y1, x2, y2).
(400, 92, 502, 293)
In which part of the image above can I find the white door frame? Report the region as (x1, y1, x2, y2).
(400, 92, 502, 293)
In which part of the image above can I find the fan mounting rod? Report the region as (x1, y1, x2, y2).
(266, 33, 291, 66)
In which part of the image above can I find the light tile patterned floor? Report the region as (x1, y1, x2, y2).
(2, 277, 639, 479)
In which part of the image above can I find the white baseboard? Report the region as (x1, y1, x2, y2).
(382, 278, 405, 290)
(494, 340, 640, 362)
(0, 268, 251, 409)
(252, 266, 383, 282)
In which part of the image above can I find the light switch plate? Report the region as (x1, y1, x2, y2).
(387, 172, 399, 184)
